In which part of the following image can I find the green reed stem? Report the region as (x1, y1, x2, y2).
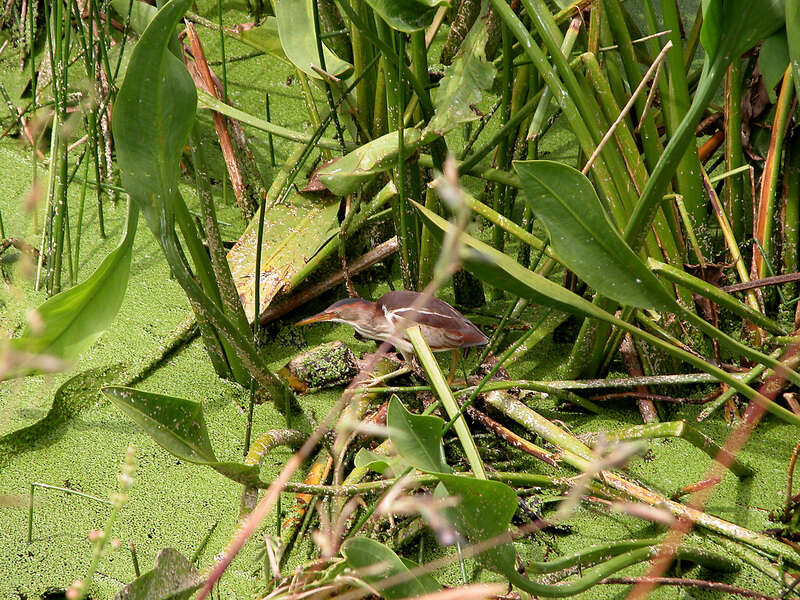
(647, 258, 785, 335)
(658, 0, 705, 226)
(724, 60, 746, 239)
(696, 348, 781, 422)
(784, 133, 800, 300)
(527, 17, 579, 141)
(312, 0, 347, 153)
(755, 66, 794, 279)
(407, 326, 486, 479)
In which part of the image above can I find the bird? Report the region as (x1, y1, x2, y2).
(295, 290, 488, 378)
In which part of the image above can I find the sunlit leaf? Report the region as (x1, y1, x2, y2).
(274, 0, 352, 79)
(514, 160, 675, 312)
(366, 0, 448, 32)
(425, 7, 495, 135)
(226, 192, 339, 322)
(760, 29, 790, 102)
(342, 537, 440, 599)
(353, 448, 407, 476)
(103, 386, 216, 463)
(437, 474, 518, 575)
(115, 548, 200, 600)
(101, 386, 261, 485)
(113, 0, 195, 240)
(233, 17, 288, 63)
(387, 395, 450, 474)
(787, 0, 800, 99)
(318, 129, 425, 196)
(9, 206, 138, 376)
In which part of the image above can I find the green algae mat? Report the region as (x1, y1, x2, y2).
(3, 0, 800, 599)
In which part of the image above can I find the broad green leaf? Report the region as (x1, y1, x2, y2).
(113, 0, 196, 240)
(437, 474, 518, 575)
(110, 0, 157, 36)
(760, 29, 790, 102)
(366, 0, 448, 32)
(342, 537, 440, 599)
(9, 204, 138, 375)
(115, 547, 200, 600)
(425, 7, 495, 135)
(226, 192, 339, 322)
(700, 0, 784, 71)
(787, 0, 800, 100)
(103, 386, 217, 463)
(274, 0, 352, 79)
(318, 129, 425, 196)
(353, 448, 407, 476)
(232, 18, 288, 63)
(102, 386, 261, 485)
(412, 199, 592, 317)
(387, 395, 450, 474)
(514, 160, 675, 312)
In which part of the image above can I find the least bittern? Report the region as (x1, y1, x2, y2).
(295, 290, 488, 380)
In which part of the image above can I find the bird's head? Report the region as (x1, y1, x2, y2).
(295, 297, 379, 328)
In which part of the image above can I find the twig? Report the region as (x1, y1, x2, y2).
(722, 273, 800, 293)
(601, 576, 781, 600)
(582, 40, 673, 174)
(185, 23, 252, 217)
(465, 406, 558, 467)
(589, 391, 706, 404)
(598, 29, 672, 52)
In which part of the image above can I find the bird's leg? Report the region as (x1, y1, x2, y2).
(447, 349, 460, 385)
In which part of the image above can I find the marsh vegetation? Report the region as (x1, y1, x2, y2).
(2, 0, 800, 598)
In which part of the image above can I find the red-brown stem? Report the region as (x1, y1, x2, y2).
(627, 341, 800, 600)
(606, 576, 780, 600)
(620, 334, 658, 422)
(184, 23, 249, 215)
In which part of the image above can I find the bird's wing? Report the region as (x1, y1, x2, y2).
(379, 291, 488, 345)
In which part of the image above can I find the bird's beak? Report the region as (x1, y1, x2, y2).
(295, 311, 336, 326)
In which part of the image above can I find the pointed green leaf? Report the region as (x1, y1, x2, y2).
(342, 537, 440, 599)
(9, 205, 138, 375)
(366, 0, 448, 32)
(274, 0, 352, 79)
(412, 199, 601, 317)
(319, 129, 425, 196)
(353, 448, 408, 476)
(115, 548, 201, 600)
(102, 386, 262, 485)
(102, 386, 217, 463)
(437, 474, 518, 575)
(387, 395, 450, 474)
(112, 0, 196, 240)
(425, 7, 495, 135)
(514, 160, 675, 311)
(787, 0, 800, 100)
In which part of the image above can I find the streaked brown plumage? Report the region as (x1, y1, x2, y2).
(295, 290, 488, 358)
